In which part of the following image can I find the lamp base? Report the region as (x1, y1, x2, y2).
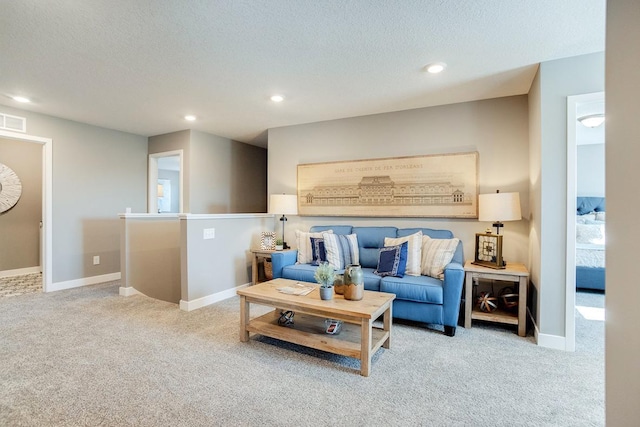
(283, 241, 290, 250)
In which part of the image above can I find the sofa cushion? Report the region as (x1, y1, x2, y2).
(352, 227, 398, 269)
(323, 233, 359, 270)
(380, 275, 444, 304)
(398, 227, 454, 240)
(281, 264, 382, 292)
(384, 231, 422, 276)
(310, 225, 353, 235)
(309, 237, 327, 265)
(295, 229, 333, 264)
(421, 235, 460, 279)
(374, 241, 408, 277)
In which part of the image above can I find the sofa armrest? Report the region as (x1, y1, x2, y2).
(442, 261, 465, 328)
(270, 250, 298, 279)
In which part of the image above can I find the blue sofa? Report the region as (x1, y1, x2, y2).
(270, 225, 465, 336)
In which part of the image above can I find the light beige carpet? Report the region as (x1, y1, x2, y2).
(0, 281, 604, 426)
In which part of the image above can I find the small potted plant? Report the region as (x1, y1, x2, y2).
(314, 262, 336, 300)
(275, 239, 284, 251)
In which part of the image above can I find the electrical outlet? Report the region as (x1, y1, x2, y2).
(203, 228, 215, 240)
(93, 255, 100, 265)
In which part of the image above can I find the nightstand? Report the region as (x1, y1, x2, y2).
(250, 248, 295, 285)
(464, 260, 529, 337)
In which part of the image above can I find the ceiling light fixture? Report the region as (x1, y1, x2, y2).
(12, 96, 31, 103)
(577, 113, 605, 128)
(424, 62, 447, 74)
(184, 115, 196, 121)
(270, 95, 284, 103)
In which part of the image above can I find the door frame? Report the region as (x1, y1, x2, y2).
(0, 129, 53, 292)
(148, 150, 184, 213)
(565, 91, 605, 351)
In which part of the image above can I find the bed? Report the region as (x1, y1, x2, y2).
(575, 197, 605, 291)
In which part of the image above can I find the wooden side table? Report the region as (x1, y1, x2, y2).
(250, 248, 295, 285)
(464, 261, 529, 337)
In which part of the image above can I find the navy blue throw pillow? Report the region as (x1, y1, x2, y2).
(310, 237, 327, 266)
(374, 241, 408, 277)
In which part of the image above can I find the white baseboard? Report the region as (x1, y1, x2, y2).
(48, 272, 121, 292)
(0, 266, 41, 278)
(180, 282, 251, 312)
(536, 332, 567, 350)
(119, 286, 144, 297)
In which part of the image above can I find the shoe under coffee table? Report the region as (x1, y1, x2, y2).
(237, 278, 395, 376)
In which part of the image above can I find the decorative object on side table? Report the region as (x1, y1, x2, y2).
(314, 261, 336, 300)
(343, 264, 364, 301)
(260, 231, 276, 250)
(275, 239, 284, 251)
(269, 193, 298, 249)
(473, 190, 522, 269)
(477, 292, 498, 312)
(498, 286, 519, 312)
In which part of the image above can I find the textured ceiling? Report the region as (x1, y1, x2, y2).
(0, 1, 605, 147)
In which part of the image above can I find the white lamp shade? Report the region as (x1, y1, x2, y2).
(478, 192, 521, 222)
(269, 194, 298, 215)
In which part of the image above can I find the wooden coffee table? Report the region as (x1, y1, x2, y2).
(237, 278, 395, 376)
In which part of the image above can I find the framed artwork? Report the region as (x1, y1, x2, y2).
(297, 152, 478, 218)
(472, 233, 505, 269)
(260, 232, 276, 250)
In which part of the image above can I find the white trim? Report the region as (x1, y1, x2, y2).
(177, 213, 274, 220)
(48, 272, 121, 292)
(536, 332, 567, 351)
(0, 129, 52, 293)
(118, 213, 180, 219)
(565, 91, 604, 353)
(119, 286, 144, 297)
(0, 266, 41, 278)
(179, 283, 250, 311)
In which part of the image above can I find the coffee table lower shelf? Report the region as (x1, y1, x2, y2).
(247, 310, 389, 360)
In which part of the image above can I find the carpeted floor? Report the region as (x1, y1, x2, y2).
(0, 282, 604, 426)
(0, 273, 42, 298)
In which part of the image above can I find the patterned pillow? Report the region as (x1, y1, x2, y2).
(295, 229, 333, 264)
(374, 242, 408, 277)
(322, 233, 359, 270)
(309, 237, 327, 266)
(421, 236, 459, 279)
(384, 231, 422, 276)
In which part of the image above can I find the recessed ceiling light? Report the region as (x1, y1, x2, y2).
(270, 95, 284, 103)
(424, 62, 447, 74)
(12, 96, 31, 103)
(184, 115, 196, 121)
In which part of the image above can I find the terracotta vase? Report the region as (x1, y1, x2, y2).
(333, 274, 345, 295)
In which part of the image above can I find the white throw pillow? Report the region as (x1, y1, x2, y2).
(384, 231, 422, 276)
(295, 230, 333, 264)
(323, 233, 359, 270)
(421, 235, 459, 279)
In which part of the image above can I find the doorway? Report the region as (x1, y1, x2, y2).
(148, 150, 183, 214)
(0, 129, 52, 292)
(566, 92, 605, 352)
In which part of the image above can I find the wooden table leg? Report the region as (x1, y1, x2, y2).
(360, 318, 372, 377)
(251, 254, 258, 285)
(464, 272, 473, 328)
(382, 304, 392, 349)
(517, 276, 527, 337)
(240, 295, 250, 342)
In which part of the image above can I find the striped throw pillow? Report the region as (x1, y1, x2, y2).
(384, 231, 422, 276)
(421, 235, 459, 279)
(322, 233, 359, 270)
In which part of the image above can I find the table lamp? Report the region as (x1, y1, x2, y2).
(473, 190, 521, 269)
(269, 194, 298, 249)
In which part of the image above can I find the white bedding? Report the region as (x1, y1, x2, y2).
(576, 243, 605, 268)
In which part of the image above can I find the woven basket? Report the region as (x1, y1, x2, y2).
(263, 258, 273, 280)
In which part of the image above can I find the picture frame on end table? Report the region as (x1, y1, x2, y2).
(260, 232, 276, 250)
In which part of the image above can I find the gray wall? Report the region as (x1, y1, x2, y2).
(577, 143, 605, 197)
(268, 95, 530, 267)
(0, 137, 42, 270)
(230, 141, 267, 213)
(0, 105, 148, 283)
(529, 52, 604, 338)
(606, 0, 640, 422)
